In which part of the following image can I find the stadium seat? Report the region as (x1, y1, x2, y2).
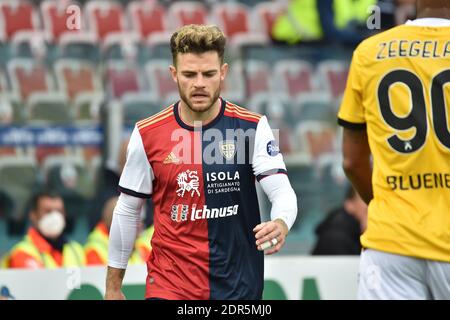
(40, 0, 82, 42)
(145, 59, 177, 100)
(273, 60, 315, 98)
(27, 92, 73, 125)
(54, 59, 101, 100)
(294, 120, 337, 161)
(146, 31, 172, 60)
(102, 31, 142, 62)
(168, 1, 209, 29)
(295, 92, 335, 124)
(59, 32, 100, 63)
(252, 1, 286, 39)
(127, 0, 167, 39)
(0, 0, 39, 41)
(221, 61, 245, 103)
(247, 93, 294, 154)
(242, 59, 271, 99)
(0, 156, 39, 221)
(105, 61, 144, 99)
(85, 0, 126, 41)
(7, 59, 54, 102)
(211, 2, 269, 50)
(317, 60, 350, 99)
(121, 92, 162, 127)
(32, 146, 70, 166)
(212, 3, 265, 42)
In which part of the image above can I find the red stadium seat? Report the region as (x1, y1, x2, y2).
(295, 120, 337, 160)
(273, 60, 315, 98)
(40, 0, 82, 42)
(145, 60, 177, 100)
(212, 3, 254, 40)
(252, 1, 286, 39)
(0, 0, 39, 40)
(168, 1, 209, 29)
(128, 0, 167, 39)
(243, 60, 271, 99)
(85, 1, 126, 40)
(54, 59, 101, 100)
(105, 61, 143, 99)
(7, 59, 53, 101)
(317, 60, 350, 99)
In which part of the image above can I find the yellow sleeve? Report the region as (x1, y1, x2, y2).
(338, 48, 366, 128)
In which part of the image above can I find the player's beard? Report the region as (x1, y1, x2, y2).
(178, 83, 221, 114)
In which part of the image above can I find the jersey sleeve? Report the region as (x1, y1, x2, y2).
(337, 49, 367, 129)
(252, 115, 287, 181)
(118, 125, 154, 198)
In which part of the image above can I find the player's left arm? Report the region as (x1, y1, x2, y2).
(252, 116, 298, 255)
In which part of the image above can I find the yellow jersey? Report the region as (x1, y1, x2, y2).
(338, 21, 450, 263)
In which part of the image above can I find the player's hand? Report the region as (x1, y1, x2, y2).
(104, 289, 126, 300)
(253, 219, 289, 255)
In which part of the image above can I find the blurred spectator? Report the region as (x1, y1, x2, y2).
(395, 0, 416, 24)
(3, 191, 86, 268)
(311, 186, 367, 255)
(0, 191, 14, 219)
(85, 196, 153, 265)
(272, 0, 377, 46)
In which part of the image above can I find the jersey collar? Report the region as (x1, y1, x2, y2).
(174, 97, 226, 131)
(406, 18, 450, 27)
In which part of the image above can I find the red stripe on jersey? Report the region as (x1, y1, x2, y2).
(224, 105, 261, 123)
(142, 127, 210, 300)
(226, 102, 261, 118)
(137, 105, 174, 129)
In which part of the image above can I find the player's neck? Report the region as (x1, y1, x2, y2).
(416, 8, 450, 19)
(178, 99, 221, 127)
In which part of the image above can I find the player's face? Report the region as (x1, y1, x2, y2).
(170, 51, 228, 113)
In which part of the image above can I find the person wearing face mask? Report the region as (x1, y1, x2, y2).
(4, 191, 86, 269)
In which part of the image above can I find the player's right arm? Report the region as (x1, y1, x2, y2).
(105, 125, 153, 300)
(342, 127, 373, 204)
(338, 48, 373, 204)
(105, 193, 144, 300)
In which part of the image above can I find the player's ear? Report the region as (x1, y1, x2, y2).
(169, 65, 177, 83)
(220, 63, 228, 81)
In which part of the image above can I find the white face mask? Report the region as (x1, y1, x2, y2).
(38, 210, 66, 239)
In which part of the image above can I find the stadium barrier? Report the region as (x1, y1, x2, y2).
(0, 256, 359, 300)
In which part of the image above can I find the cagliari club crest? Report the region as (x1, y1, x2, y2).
(176, 170, 200, 197)
(219, 140, 236, 160)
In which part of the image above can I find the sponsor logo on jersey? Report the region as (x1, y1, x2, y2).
(171, 204, 189, 222)
(266, 140, 280, 157)
(205, 171, 241, 194)
(219, 140, 236, 160)
(170, 204, 239, 222)
(176, 170, 200, 197)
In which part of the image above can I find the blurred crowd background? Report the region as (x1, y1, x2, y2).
(0, 0, 417, 261)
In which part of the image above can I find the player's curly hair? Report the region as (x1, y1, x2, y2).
(170, 24, 226, 66)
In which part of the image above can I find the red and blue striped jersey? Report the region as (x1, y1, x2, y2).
(118, 98, 287, 299)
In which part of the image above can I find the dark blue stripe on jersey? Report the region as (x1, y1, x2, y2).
(202, 110, 264, 300)
(337, 118, 367, 130)
(256, 169, 288, 182)
(118, 185, 152, 199)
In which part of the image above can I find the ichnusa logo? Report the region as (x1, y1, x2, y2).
(176, 170, 200, 197)
(170, 204, 239, 222)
